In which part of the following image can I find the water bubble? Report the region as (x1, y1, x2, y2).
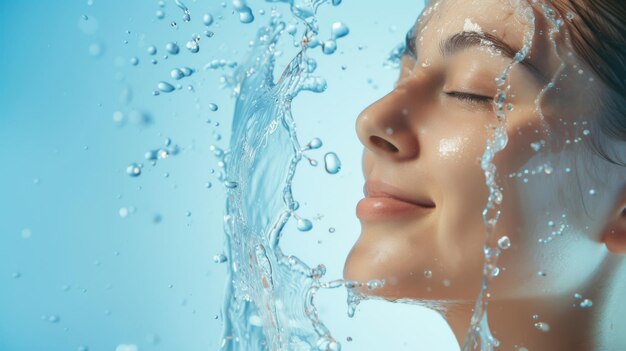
(170, 68, 184, 80)
(424, 270, 433, 278)
(147, 45, 157, 55)
(323, 152, 341, 174)
(588, 189, 596, 196)
(534, 322, 550, 332)
(537, 271, 547, 277)
(330, 22, 349, 39)
(203, 13, 214, 26)
(205, 181, 212, 188)
(48, 314, 60, 323)
(204, 30, 215, 38)
(115, 345, 138, 351)
(346, 336, 352, 342)
(497, 236, 511, 250)
(21, 228, 32, 239)
(367, 279, 384, 290)
(186, 40, 199, 53)
(209, 103, 219, 111)
(119, 207, 129, 218)
(157, 81, 175, 93)
(129, 57, 139, 66)
(579, 299, 593, 308)
(574, 292, 582, 299)
(88, 43, 103, 57)
(582, 129, 590, 136)
(156, 10, 165, 19)
(213, 253, 228, 263)
(322, 40, 337, 55)
(530, 141, 543, 152)
(165, 42, 180, 55)
(126, 163, 142, 177)
(171, 21, 178, 28)
(77, 346, 89, 351)
(12, 271, 21, 279)
(296, 218, 313, 232)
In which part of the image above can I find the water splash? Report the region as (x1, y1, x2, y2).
(219, 2, 351, 350)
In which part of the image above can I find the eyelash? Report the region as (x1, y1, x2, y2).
(445, 91, 493, 104)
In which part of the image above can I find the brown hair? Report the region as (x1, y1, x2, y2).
(550, 0, 626, 166)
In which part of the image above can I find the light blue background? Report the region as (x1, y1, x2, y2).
(0, 1, 457, 350)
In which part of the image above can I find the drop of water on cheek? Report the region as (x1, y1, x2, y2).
(534, 322, 550, 332)
(296, 218, 313, 232)
(497, 236, 511, 250)
(323, 152, 341, 174)
(424, 270, 433, 278)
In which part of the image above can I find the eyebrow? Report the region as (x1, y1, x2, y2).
(405, 30, 547, 83)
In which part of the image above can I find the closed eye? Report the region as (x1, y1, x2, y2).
(444, 91, 493, 104)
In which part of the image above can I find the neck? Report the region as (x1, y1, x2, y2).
(442, 256, 623, 350)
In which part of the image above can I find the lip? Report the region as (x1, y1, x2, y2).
(356, 180, 435, 221)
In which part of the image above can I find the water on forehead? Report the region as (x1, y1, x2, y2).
(415, 0, 530, 52)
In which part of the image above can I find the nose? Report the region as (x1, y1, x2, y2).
(355, 84, 421, 161)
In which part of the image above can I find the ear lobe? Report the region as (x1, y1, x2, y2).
(603, 206, 626, 255)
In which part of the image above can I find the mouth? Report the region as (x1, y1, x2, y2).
(356, 180, 436, 221)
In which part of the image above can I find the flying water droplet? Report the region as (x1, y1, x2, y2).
(147, 45, 157, 55)
(307, 137, 322, 150)
(170, 68, 184, 80)
(322, 40, 337, 55)
(157, 81, 175, 93)
(239, 10, 254, 24)
(330, 22, 349, 39)
(186, 40, 199, 53)
(497, 236, 511, 250)
(209, 103, 219, 111)
(129, 57, 139, 66)
(297, 218, 313, 232)
(203, 13, 214, 26)
(324, 152, 341, 174)
(126, 163, 142, 177)
(165, 42, 180, 55)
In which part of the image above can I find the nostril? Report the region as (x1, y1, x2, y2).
(370, 135, 399, 153)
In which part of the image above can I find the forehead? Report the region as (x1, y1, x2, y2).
(415, 0, 531, 54)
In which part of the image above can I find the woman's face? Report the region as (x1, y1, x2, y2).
(344, 0, 614, 301)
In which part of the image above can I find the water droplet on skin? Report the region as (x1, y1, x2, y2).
(574, 293, 582, 299)
(165, 42, 179, 55)
(324, 152, 341, 174)
(147, 45, 157, 55)
(497, 236, 511, 250)
(322, 40, 337, 55)
(580, 299, 593, 308)
(157, 81, 175, 93)
(534, 322, 550, 332)
(424, 270, 433, 278)
(126, 163, 142, 177)
(330, 22, 349, 39)
(297, 218, 313, 232)
(367, 279, 384, 290)
(203, 13, 214, 26)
